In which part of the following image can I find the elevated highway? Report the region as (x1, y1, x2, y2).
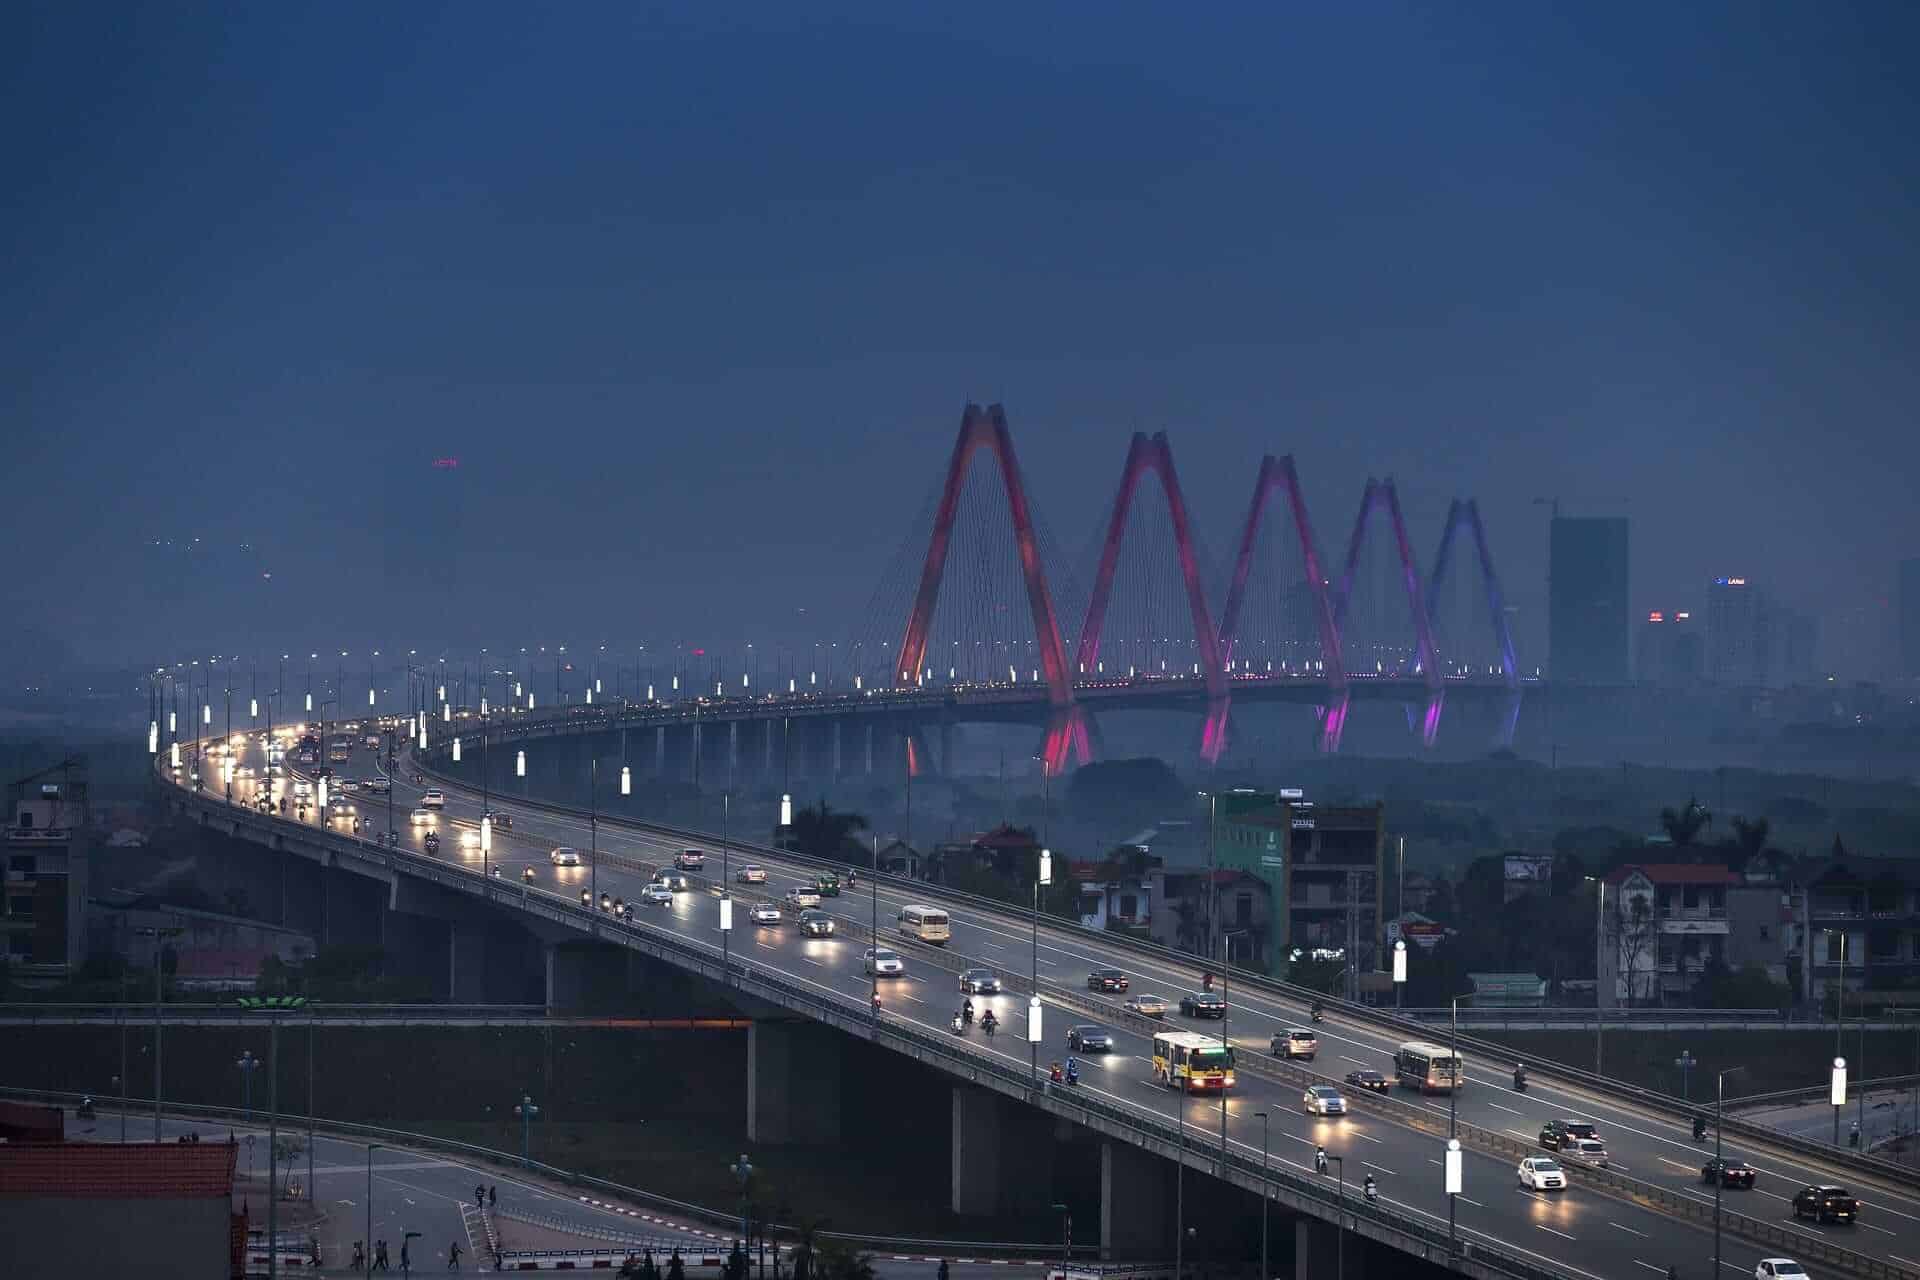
(157, 731, 1920, 1280)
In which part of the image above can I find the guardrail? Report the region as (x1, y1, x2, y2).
(404, 724, 1920, 1193)
(163, 777, 1589, 1280)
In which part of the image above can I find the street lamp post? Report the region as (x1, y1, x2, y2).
(730, 1154, 754, 1252)
(515, 1094, 540, 1167)
(1448, 990, 1471, 1255)
(1327, 1153, 1346, 1280)
(1833, 1056, 1848, 1148)
(237, 1049, 259, 1123)
(237, 995, 307, 1280)
(1713, 1065, 1747, 1279)
(1050, 1203, 1071, 1268)
(365, 1142, 382, 1272)
(1254, 1110, 1270, 1280)
(135, 925, 183, 1140)
(1675, 1050, 1697, 1103)
(1031, 845, 1051, 1082)
(1222, 929, 1251, 1162)
(1393, 939, 1407, 1011)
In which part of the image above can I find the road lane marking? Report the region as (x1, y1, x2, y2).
(1633, 1263, 1667, 1274)
(1488, 1102, 1525, 1116)
(1536, 1226, 1576, 1241)
(1362, 1162, 1396, 1176)
(1610, 1223, 1645, 1237)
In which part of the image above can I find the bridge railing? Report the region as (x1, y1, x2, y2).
(406, 727, 1920, 1193)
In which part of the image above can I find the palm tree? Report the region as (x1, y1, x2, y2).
(1659, 796, 1710, 848)
(791, 801, 869, 862)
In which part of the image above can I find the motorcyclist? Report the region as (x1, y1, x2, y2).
(1692, 1116, 1707, 1142)
(962, 998, 975, 1026)
(1514, 1063, 1527, 1090)
(1065, 1056, 1080, 1085)
(1363, 1174, 1378, 1202)
(1049, 1061, 1065, 1084)
(1311, 1000, 1325, 1022)
(1315, 1146, 1329, 1174)
(980, 1009, 998, 1036)
(952, 1010, 966, 1034)
(1201, 972, 1214, 992)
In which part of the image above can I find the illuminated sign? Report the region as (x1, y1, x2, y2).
(1648, 611, 1664, 622)
(1715, 577, 1748, 587)
(432, 458, 460, 469)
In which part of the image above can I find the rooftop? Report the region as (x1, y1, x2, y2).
(0, 1141, 236, 1199)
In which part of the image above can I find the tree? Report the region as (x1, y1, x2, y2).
(1726, 815, 1770, 873)
(1613, 893, 1656, 1006)
(1659, 797, 1711, 848)
(792, 801, 869, 862)
(813, 1242, 876, 1280)
(1692, 962, 1790, 1012)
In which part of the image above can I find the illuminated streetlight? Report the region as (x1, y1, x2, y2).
(620, 765, 631, 796)
(516, 750, 526, 779)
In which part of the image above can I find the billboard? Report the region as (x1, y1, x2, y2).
(1504, 854, 1553, 883)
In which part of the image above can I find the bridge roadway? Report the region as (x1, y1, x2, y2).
(180, 736, 1915, 1279)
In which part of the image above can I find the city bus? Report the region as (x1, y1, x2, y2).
(1394, 1041, 1463, 1093)
(1152, 1031, 1236, 1093)
(897, 904, 951, 945)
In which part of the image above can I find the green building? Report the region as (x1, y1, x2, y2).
(1212, 789, 1385, 987)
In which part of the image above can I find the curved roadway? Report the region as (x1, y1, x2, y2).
(181, 733, 1920, 1280)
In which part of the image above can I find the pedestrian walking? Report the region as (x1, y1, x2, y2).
(475, 1184, 485, 1208)
(352, 1241, 365, 1271)
(401, 1239, 411, 1274)
(448, 1241, 462, 1270)
(373, 1239, 390, 1272)
(488, 1185, 497, 1207)
(667, 1248, 686, 1280)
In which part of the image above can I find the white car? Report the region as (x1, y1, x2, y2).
(785, 887, 821, 909)
(750, 903, 782, 925)
(1564, 1137, 1609, 1168)
(1755, 1263, 1807, 1280)
(863, 948, 905, 977)
(675, 848, 706, 870)
(421, 789, 446, 809)
(459, 828, 481, 849)
(1517, 1157, 1566, 1191)
(736, 865, 767, 884)
(550, 847, 582, 867)
(641, 884, 673, 905)
(1302, 1086, 1347, 1116)
(338, 778, 361, 792)
(409, 807, 435, 825)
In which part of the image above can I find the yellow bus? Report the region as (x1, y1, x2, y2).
(1152, 1031, 1236, 1093)
(898, 904, 951, 945)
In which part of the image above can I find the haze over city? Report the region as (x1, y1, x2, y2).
(6, 3, 1917, 675)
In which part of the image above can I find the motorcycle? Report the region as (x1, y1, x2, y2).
(1064, 1058, 1080, 1087)
(1514, 1070, 1528, 1092)
(423, 832, 440, 852)
(951, 1012, 967, 1035)
(523, 867, 536, 882)
(1363, 1179, 1378, 1204)
(1311, 1005, 1325, 1024)
(77, 1097, 96, 1120)
(981, 1014, 998, 1038)
(1692, 1117, 1707, 1142)
(1049, 1062, 1066, 1085)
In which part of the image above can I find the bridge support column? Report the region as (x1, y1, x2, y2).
(864, 723, 873, 775)
(654, 726, 666, 777)
(728, 722, 739, 776)
(691, 722, 703, 788)
(545, 943, 589, 1013)
(1295, 1215, 1365, 1280)
(951, 1086, 1003, 1216)
(747, 1021, 842, 1144)
(450, 921, 488, 1003)
(1100, 1139, 1172, 1260)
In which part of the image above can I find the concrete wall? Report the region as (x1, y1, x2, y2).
(747, 1020, 843, 1145)
(0, 1197, 229, 1280)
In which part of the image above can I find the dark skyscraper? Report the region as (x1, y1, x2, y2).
(1548, 517, 1629, 684)
(1901, 558, 1920, 679)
